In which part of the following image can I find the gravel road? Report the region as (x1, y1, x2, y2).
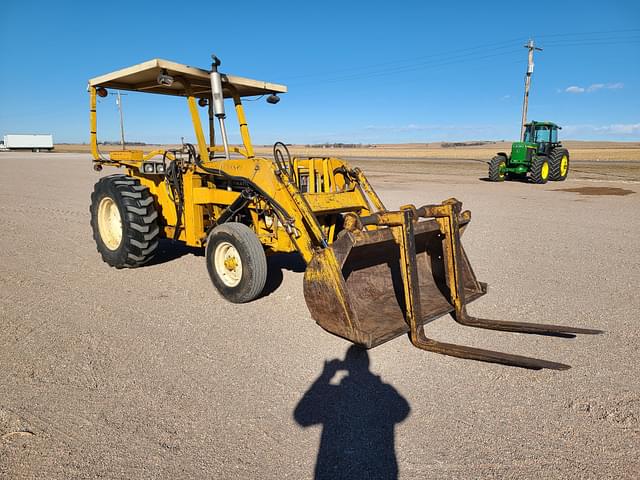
(1, 152, 638, 479)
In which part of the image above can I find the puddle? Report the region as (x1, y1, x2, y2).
(553, 187, 635, 196)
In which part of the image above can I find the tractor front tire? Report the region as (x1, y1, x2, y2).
(549, 148, 570, 181)
(489, 155, 507, 182)
(206, 222, 267, 303)
(530, 156, 550, 184)
(90, 174, 160, 268)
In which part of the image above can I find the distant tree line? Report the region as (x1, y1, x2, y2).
(305, 143, 373, 148)
(441, 141, 496, 148)
(99, 141, 148, 146)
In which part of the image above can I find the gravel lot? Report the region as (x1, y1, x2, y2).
(1, 152, 639, 479)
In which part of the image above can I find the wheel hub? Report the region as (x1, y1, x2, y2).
(541, 161, 549, 180)
(215, 241, 243, 287)
(560, 155, 568, 176)
(224, 256, 238, 271)
(97, 196, 122, 250)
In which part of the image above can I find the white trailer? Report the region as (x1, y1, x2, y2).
(1, 134, 54, 151)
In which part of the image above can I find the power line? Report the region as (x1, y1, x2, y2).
(543, 34, 640, 43)
(536, 27, 640, 39)
(541, 38, 640, 48)
(283, 28, 640, 87)
(331, 56, 524, 93)
(284, 37, 530, 81)
(291, 47, 524, 87)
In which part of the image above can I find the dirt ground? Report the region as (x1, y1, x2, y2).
(1, 152, 639, 479)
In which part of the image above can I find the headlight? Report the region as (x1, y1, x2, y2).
(142, 162, 166, 175)
(157, 69, 174, 86)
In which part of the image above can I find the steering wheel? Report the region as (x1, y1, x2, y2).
(273, 142, 295, 182)
(332, 166, 352, 192)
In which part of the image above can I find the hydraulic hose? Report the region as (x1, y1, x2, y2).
(187, 143, 293, 225)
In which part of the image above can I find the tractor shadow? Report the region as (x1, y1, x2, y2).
(294, 346, 410, 480)
(260, 252, 307, 298)
(147, 242, 304, 296)
(479, 176, 530, 183)
(147, 239, 203, 266)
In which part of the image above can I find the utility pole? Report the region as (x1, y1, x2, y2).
(520, 39, 543, 141)
(110, 91, 127, 149)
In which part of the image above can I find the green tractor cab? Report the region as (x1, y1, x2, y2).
(489, 121, 569, 184)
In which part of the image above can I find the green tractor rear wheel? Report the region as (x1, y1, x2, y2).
(488, 156, 507, 182)
(530, 156, 550, 184)
(549, 148, 570, 181)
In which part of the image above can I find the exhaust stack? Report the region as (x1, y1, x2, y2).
(210, 55, 230, 159)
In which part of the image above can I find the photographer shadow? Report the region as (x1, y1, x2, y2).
(294, 346, 410, 480)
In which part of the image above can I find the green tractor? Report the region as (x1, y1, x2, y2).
(489, 121, 569, 184)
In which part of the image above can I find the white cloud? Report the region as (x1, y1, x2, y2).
(598, 123, 640, 135)
(566, 86, 585, 94)
(359, 123, 510, 141)
(363, 124, 498, 133)
(564, 83, 624, 94)
(587, 83, 605, 92)
(563, 123, 640, 137)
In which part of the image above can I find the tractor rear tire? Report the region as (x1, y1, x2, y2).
(90, 174, 160, 268)
(530, 156, 550, 184)
(549, 148, 570, 181)
(206, 222, 267, 303)
(489, 155, 507, 182)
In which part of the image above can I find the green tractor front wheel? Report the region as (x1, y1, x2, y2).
(488, 156, 507, 182)
(530, 156, 550, 184)
(549, 148, 570, 181)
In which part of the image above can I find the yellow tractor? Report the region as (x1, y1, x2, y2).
(88, 56, 599, 370)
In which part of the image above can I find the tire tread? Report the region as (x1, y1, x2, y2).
(489, 155, 507, 182)
(530, 156, 550, 184)
(90, 174, 160, 268)
(205, 222, 267, 303)
(549, 148, 570, 181)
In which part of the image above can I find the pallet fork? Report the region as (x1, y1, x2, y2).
(305, 198, 600, 370)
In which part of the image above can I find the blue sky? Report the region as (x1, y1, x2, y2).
(1, 0, 638, 144)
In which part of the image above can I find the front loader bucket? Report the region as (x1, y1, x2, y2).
(304, 216, 484, 348)
(303, 200, 601, 370)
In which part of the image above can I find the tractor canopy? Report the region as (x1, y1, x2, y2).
(88, 58, 287, 99)
(523, 121, 561, 145)
(511, 120, 563, 158)
(87, 58, 287, 164)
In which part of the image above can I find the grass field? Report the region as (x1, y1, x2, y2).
(50, 141, 640, 182)
(54, 141, 640, 162)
